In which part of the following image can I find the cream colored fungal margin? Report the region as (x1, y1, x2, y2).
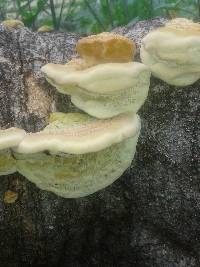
(0, 128, 26, 175)
(140, 18, 200, 86)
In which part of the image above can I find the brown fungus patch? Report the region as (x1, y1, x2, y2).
(4, 190, 18, 204)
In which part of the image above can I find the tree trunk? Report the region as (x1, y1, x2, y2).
(0, 18, 199, 267)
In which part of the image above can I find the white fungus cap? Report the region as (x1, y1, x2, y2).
(41, 62, 150, 94)
(0, 128, 26, 150)
(14, 112, 141, 155)
(140, 18, 200, 86)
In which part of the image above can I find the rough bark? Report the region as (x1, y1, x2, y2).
(0, 18, 199, 267)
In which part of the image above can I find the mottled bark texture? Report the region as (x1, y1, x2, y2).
(0, 18, 199, 267)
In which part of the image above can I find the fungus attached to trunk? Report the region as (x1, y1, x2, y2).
(140, 18, 200, 86)
(15, 112, 140, 198)
(41, 62, 150, 118)
(0, 128, 26, 175)
(0, 32, 146, 198)
(37, 25, 53, 33)
(1, 19, 24, 29)
(41, 32, 150, 118)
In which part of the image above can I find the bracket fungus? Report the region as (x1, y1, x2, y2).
(0, 32, 148, 198)
(42, 61, 150, 118)
(1, 19, 24, 29)
(41, 32, 151, 119)
(0, 128, 26, 175)
(140, 18, 200, 86)
(37, 25, 53, 33)
(14, 112, 140, 198)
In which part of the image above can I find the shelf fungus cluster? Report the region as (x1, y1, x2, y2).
(1, 32, 151, 198)
(41, 33, 151, 119)
(140, 18, 200, 86)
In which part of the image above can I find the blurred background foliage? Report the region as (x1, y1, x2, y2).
(0, 0, 199, 33)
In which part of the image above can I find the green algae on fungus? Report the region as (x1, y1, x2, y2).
(14, 112, 140, 198)
(41, 62, 151, 118)
(15, 137, 138, 198)
(0, 128, 26, 175)
(0, 150, 16, 175)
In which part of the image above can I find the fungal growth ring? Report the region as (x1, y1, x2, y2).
(0, 32, 151, 198)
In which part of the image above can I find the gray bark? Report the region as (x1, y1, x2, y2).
(0, 18, 199, 267)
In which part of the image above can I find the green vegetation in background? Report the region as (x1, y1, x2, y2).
(0, 0, 200, 33)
